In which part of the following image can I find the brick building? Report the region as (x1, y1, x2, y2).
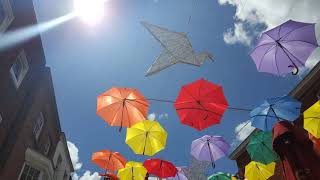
(229, 62, 320, 179)
(0, 0, 73, 179)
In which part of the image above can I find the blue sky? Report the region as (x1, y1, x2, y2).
(31, 0, 317, 178)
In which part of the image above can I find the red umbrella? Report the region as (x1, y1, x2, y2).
(143, 159, 178, 178)
(174, 79, 228, 131)
(99, 173, 118, 180)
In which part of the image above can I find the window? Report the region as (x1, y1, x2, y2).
(33, 112, 44, 140)
(44, 136, 51, 155)
(0, 0, 14, 32)
(19, 164, 41, 180)
(10, 50, 29, 88)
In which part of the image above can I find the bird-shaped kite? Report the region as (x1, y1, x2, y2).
(141, 21, 213, 76)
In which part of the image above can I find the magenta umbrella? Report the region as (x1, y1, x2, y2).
(191, 135, 230, 168)
(250, 20, 318, 76)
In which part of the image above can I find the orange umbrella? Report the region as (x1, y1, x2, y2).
(92, 150, 127, 172)
(97, 87, 149, 131)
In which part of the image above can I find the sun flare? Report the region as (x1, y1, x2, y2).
(74, 0, 106, 26)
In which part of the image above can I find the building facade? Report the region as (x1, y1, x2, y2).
(0, 0, 73, 179)
(229, 62, 320, 179)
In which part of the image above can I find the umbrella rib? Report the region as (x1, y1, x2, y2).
(126, 101, 147, 120)
(124, 102, 131, 127)
(281, 39, 318, 46)
(279, 24, 312, 41)
(282, 46, 306, 66)
(149, 133, 165, 147)
(274, 46, 281, 75)
(183, 88, 220, 115)
(278, 23, 282, 40)
(258, 45, 276, 71)
(103, 94, 122, 100)
(109, 103, 124, 126)
(183, 87, 199, 102)
(250, 42, 275, 54)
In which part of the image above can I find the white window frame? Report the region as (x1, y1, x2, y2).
(18, 163, 42, 180)
(10, 50, 29, 89)
(33, 112, 44, 140)
(0, 0, 14, 33)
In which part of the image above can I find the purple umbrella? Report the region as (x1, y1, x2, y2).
(166, 167, 188, 180)
(250, 20, 318, 76)
(191, 135, 230, 168)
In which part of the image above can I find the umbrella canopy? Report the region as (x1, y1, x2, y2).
(174, 79, 228, 131)
(166, 167, 188, 180)
(191, 135, 230, 167)
(97, 87, 149, 131)
(304, 100, 320, 138)
(92, 150, 127, 172)
(207, 172, 233, 180)
(99, 173, 119, 180)
(250, 20, 318, 76)
(117, 161, 147, 180)
(143, 159, 178, 178)
(126, 120, 168, 156)
(246, 131, 278, 164)
(245, 161, 275, 180)
(141, 22, 213, 76)
(250, 96, 301, 131)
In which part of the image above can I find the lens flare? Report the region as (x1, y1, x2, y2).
(74, 0, 106, 26)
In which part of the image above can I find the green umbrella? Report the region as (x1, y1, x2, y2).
(246, 131, 278, 164)
(208, 172, 233, 180)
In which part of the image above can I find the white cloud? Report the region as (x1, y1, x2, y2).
(148, 113, 156, 121)
(67, 141, 83, 170)
(223, 22, 252, 46)
(218, 0, 320, 68)
(68, 141, 101, 180)
(147, 113, 169, 121)
(234, 120, 255, 141)
(78, 171, 101, 180)
(159, 113, 169, 120)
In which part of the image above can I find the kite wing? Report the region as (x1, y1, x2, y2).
(141, 21, 198, 65)
(145, 49, 179, 76)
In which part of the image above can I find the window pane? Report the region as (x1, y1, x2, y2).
(19, 164, 41, 180)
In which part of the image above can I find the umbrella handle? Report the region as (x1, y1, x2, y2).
(288, 65, 299, 75)
(211, 162, 215, 169)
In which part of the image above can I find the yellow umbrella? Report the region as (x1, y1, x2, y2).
(304, 100, 320, 138)
(245, 161, 275, 180)
(117, 161, 147, 180)
(126, 120, 168, 156)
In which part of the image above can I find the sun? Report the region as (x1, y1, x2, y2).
(73, 0, 106, 26)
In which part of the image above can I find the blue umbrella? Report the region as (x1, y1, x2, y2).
(250, 96, 301, 131)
